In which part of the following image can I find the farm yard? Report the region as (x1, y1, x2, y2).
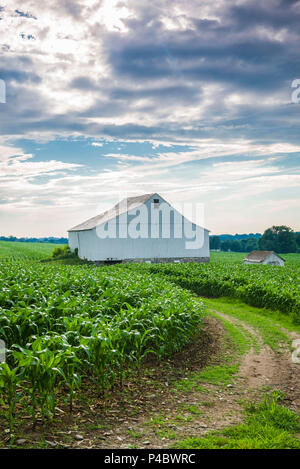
(0, 242, 299, 449)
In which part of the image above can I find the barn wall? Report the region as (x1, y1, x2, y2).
(74, 228, 210, 261)
(69, 194, 210, 261)
(68, 231, 79, 251)
(262, 253, 285, 266)
(76, 230, 96, 260)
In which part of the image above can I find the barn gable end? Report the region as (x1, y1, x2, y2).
(68, 193, 210, 263)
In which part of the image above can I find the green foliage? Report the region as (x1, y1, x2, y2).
(0, 241, 65, 260)
(0, 245, 299, 435)
(0, 363, 22, 434)
(209, 236, 220, 250)
(51, 245, 75, 259)
(174, 392, 300, 449)
(0, 260, 205, 428)
(204, 297, 296, 351)
(219, 237, 259, 252)
(295, 233, 300, 251)
(259, 225, 298, 253)
(122, 255, 300, 319)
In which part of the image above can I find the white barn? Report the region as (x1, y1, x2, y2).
(243, 251, 285, 266)
(68, 193, 210, 263)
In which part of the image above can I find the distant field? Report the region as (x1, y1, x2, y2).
(1, 241, 299, 265)
(0, 241, 63, 260)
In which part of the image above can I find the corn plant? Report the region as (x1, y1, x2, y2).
(83, 333, 115, 395)
(59, 348, 81, 413)
(0, 363, 22, 434)
(0, 257, 207, 426)
(13, 339, 64, 424)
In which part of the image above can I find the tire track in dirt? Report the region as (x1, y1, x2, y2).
(87, 315, 248, 449)
(209, 309, 300, 412)
(96, 312, 300, 449)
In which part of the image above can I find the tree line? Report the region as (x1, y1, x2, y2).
(210, 226, 300, 253)
(0, 236, 68, 244)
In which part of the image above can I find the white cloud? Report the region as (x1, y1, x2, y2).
(0, 0, 299, 235)
(0, 142, 81, 179)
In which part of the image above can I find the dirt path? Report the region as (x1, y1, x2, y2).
(209, 309, 300, 412)
(6, 307, 299, 449)
(67, 316, 246, 449)
(64, 310, 299, 449)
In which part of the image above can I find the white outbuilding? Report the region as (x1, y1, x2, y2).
(68, 193, 210, 263)
(243, 250, 285, 266)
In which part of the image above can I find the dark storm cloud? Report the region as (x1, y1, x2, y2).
(228, 0, 300, 30)
(107, 2, 299, 94)
(109, 38, 287, 91)
(1, 0, 300, 146)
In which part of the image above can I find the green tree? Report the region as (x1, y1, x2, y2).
(295, 233, 300, 252)
(246, 238, 258, 252)
(231, 240, 241, 252)
(220, 240, 231, 252)
(209, 235, 220, 250)
(259, 226, 297, 253)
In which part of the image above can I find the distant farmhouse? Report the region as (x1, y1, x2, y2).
(243, 251, 285, 266)
(68, 193, 210, 263)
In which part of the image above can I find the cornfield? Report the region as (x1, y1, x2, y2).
(122, 258, 300, 319)
(0, 260, 205, 431)
(0, 244, 299, 434)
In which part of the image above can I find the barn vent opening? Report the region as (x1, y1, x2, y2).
(153, 198, 160, 209)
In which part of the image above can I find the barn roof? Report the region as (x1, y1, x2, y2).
(68, 193, 210, 233)
(68, 193, 156, 232)
(243, 250, 285, 263)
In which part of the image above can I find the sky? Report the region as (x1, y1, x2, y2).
(0, 0, 300, 237)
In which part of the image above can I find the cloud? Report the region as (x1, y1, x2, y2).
(0, 0, 299, 235)
(0, 141, 82, 201)
(0, 0, 299, 143)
